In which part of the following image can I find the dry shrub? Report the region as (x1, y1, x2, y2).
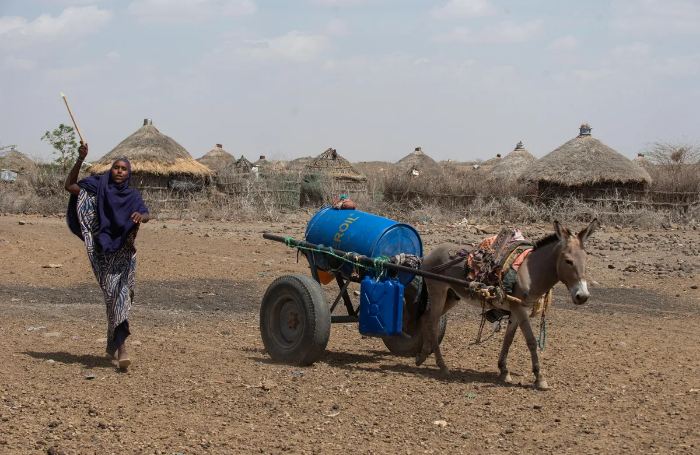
(646, 142, 700, 193)
(0, 164, 68, 215)
(142, 185, 300, 223)
(383, 165, 530, 208)
(2, 155, 697, 228)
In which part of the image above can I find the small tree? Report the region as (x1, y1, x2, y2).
(41, 124, 79, 172)
(647, 142, 699, 166)
(645, 142, 700, 193)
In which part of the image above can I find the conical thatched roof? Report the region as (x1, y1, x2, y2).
(197, 144, 235, 173)
(397, 147, 442, 176)
(89, 119, 211, 177)
(477, 154, 502, 172)
(0, 148, 36, 173)
(304, 148, 366, 181)
(519, 124, 651, 186)
(235, 155, 253, 173)
(489, 141, 536, 180)
(219, 155, 253, 177)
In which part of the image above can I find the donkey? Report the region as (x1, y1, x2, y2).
(415, 219, 599, 390)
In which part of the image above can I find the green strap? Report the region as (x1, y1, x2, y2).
(280, 238, 394, 275)
(372, 255, 391, 279)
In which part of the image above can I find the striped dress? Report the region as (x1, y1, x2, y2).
(76, 189, 137, 355)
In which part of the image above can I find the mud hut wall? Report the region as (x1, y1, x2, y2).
(130, 172, 171, 191)
(129, 172, 209, 203)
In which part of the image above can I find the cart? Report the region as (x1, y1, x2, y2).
(258, 207, 461, 365)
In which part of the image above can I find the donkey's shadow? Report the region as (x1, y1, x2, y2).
(250, 349, 530, 388)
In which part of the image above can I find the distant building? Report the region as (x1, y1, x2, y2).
(519, 123, 652, 198)
(197, 144, 236, 175)
(397, 146, 442, 177)
(1, 169, 18, 182)
(89, 119, 211, 191)
(488, 141, 536, 182)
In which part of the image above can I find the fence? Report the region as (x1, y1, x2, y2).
(384, 187, 700, 212)
(216, 173, 301, 209)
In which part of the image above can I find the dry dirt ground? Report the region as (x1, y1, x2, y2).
(1, 214, 698, 454)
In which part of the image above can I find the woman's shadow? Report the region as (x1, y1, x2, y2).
(23, 351, 113, 369)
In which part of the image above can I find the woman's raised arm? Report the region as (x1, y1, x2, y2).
(64, 142, 88, 195)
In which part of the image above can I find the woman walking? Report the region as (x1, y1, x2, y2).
(65, 143, 149, 370)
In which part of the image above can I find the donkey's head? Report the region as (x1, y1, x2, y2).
(553, 218, 599, 305)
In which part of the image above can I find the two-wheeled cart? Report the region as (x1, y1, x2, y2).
(259, 207, 490, 365)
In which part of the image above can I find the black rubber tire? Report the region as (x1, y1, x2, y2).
(260, 274, 331, 366)
(382, 278, 448, 357)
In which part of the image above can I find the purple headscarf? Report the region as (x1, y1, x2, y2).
(67, 158, 148, 253)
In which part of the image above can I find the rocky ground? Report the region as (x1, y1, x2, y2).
(1, 214, 698, 454)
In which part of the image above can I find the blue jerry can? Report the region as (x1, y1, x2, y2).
(359, 276, 404, 336)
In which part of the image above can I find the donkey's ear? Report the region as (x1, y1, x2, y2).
(578, 218, 600, 245)
(553, 220, 569, 241)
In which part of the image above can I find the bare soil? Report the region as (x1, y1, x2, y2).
(1, 214, 698, 454)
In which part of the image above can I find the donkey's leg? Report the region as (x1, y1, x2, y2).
(416, 283, 447, 369)
(497, 316, 519, 383)
(432, 293, 459, 377)
(516, 308, 549, 390)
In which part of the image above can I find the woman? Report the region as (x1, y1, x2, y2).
(65, 142, 149, 370)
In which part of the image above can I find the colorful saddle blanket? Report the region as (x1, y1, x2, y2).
(461, 227, 551, 316)
(467, 227, 533, 289)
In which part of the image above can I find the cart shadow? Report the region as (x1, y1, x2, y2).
(23, 351, 113, 369)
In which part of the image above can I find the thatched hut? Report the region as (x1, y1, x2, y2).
(0, 150, 37, 182)
(197, 144, 235, 174)
(488, 141, 536, 182)
(519, 123, 652, 198)
(397, 146, 442, 177)
(89, 119, 211, 191)
(302, 148, 367, 203)
(0, 148, 36, 174)
(234, 155, 253, 174)
(218, 155, 256, 179)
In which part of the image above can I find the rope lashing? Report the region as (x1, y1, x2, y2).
(372, 255, 391, 279)
(280, 237, 392, 274)
(537, 313, 547, 351)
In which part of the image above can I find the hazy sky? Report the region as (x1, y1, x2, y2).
(1, 0, 699, 164)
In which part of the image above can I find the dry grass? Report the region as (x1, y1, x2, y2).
(2, 160, 698, 229)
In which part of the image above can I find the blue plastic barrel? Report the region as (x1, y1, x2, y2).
(304, 206, 422, 284)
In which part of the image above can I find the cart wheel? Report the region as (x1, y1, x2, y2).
(382, 277, 447, 356)
(260, 274, 331, 366)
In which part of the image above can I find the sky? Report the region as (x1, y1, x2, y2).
(1, 0, 699, 164)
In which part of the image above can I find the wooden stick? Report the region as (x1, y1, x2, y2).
(60, 92, 85, 144)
